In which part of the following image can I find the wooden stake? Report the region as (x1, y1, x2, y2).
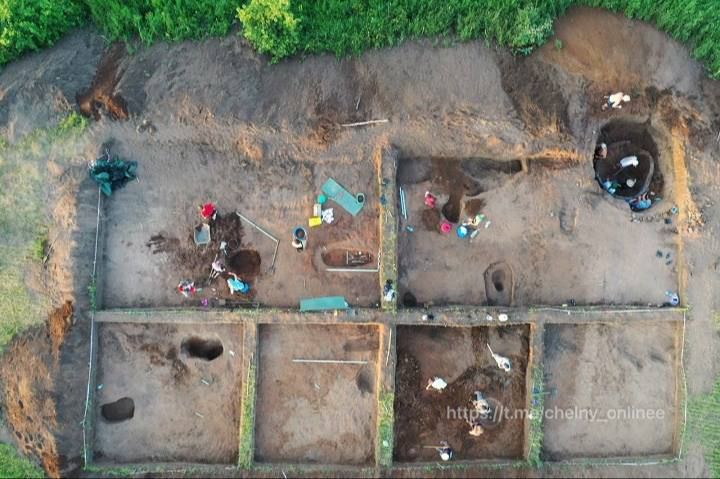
(292, 359, 367, 365)
(340, 119, 389, 127)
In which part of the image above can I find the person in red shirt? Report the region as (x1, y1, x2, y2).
(199, 202, 217, 221)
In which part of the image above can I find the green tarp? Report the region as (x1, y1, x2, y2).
(89, 155, 138, 196)
(299, 296, 349, 312)
(321, 178, 364, 216)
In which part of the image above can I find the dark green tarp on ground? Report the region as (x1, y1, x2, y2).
(89, 156, 138, 196)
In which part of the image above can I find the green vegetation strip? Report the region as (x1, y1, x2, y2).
(4, 1, 720, 75)
(0, 443, 43, 478)
(377, 392, 394, 467)
(238, 358, 256, 469)
(527, 366, 544, 467)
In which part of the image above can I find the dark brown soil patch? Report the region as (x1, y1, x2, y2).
(321, 249, 373, 267)
(464, 198, 486, 217)
(595, 120, 664, 200)
(76, 43, 128, 121)
(402, 291, 418, 307)
(421, 208, 441, 231)
(101, 397, 135, 422)
(147, 213, 254, 290)
(393, 325, 530, 461)
(227, 250, 261, 277)
(442, 192, 462, 223)
(181, 337, 223, 361)
(484, 261, 514, 306)
(498, 53, 570, 135)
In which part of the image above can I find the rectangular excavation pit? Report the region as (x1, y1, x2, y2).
(101, 141, 380, 309)
(93, 322, 243, 464)
(393, 324, 531, 462)
(254, 323, 380, 465)
(542, 319, 682, 460)
(396, 155, 677, 307)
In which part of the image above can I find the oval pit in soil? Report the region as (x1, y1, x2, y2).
(101, 397, 135, 422)
(181, 337, 224, 361)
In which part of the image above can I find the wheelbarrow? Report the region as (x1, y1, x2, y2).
(194, 223, 211, 246)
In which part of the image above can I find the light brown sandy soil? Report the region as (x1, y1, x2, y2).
(0, 4, 717, 478)
(543, 320, 681, 459)
(254, 324, 379, 465)
(94, 322, 243, 463)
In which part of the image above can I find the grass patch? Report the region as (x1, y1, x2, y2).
(0, 112, 89, 350)
(687, 379, 720, 477)
(527, 366, 544, 467)
(377, 391, 394, 467)
(0, 443, 43, 478)
(238, 358, 256, 469)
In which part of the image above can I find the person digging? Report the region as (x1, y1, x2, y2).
(426, 376, 448, 392)
(601, 92, 631, 110)
(210, 258, 226, 280)
(199, 202, 217, 222)
(227, 272, 250, 295)
(177, 280, 196, 298)
(466, 417, 485, 437)
(435, 441, 453, 461)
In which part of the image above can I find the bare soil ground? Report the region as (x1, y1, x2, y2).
(254, 324, 380, 465)
(100, 136, 380, 309)
(397, 148, 677, 306)
(94, 322, 243, 464)
(543, 320, 681, 459)
(393, 325, 530, 462)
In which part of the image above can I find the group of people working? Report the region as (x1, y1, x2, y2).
(176, 202, 251, 299)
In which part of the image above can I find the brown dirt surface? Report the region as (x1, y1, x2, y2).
(0, 329, 60, 477)
(93, 322, 243, 464)
(398, 135, 677, 306)
(76, 42, 128, 121)
(543, 320, 681, 459)
(321, 248, 374, 267)
(393, 325, 530, 461)
(46, 300, 73, 359)
(255, 324, 380, 465)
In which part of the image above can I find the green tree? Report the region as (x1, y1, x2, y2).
(237, 0, 299, 62)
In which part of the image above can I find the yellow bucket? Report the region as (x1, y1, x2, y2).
(308, 217, 322, 227)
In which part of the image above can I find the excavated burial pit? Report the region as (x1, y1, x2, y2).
(484, 261, 514, 306)
(181, 337, 223, 361)
(101, 397, 135, 423)
(594, 120, 663, 202)
(321, 248, 373, 267)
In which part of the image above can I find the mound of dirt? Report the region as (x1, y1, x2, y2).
(0, 329, 59, 477)
(46, 301, 73, 359)
(76, 43, 128, 121)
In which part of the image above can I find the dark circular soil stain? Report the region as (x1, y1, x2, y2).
(181, 337, 223, 361)
(403, 292, 418, 307)
(227, 250, 261, 277)
(101, 397, 135, 422)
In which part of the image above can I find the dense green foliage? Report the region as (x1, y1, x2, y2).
(0, 0, 87, 65)
(237, 0, 299, 62)
(0, 443, 43, 478)
(84, 0, 237, 44)
(1, 1, 720, 78)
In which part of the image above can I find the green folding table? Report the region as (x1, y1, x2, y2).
(299, 296, 349, 312)
(321, 178, 364, 216)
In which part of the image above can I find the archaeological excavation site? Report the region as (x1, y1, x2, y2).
(1, 4, 719, 479)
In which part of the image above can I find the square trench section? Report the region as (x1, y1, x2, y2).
(101, 142, 381, 310)
(93, 322, 243, 464)
(542, 319, 682, 460)
(396, 154, 676, 307)
(393, 324, 531, 462)
(254, 324, 380, 465)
